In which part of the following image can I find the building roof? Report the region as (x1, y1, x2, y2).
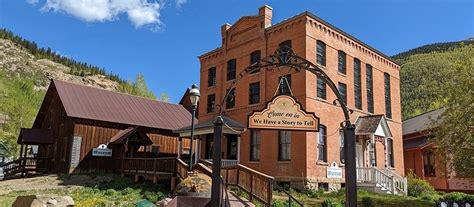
(17, 128, 54, 145)
(109, 127, 152, 145)
(200, 9, 398, 66)
(355, 115, 384, 134)
(402, 108, 445, 136)
(174, 116, 245, 136)
(51, 79, 194, 131)
(403, 136, 430, 151)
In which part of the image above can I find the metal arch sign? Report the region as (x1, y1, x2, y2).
(248, 95, 319, 131)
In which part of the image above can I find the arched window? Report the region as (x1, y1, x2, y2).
(387, 138, 394, 168)
(316, 40, 326, 66)
(279, 40, 292, 49)
(318, 125, 327, 162)
(423, 150, 436, 177)
(249, 50, 261, 73)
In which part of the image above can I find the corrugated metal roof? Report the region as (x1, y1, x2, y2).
(402, 108, 445, 135)
(52, 80, 193, 131)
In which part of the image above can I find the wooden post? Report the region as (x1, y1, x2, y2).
(249, 175, 254, 201)
(267, 181, 273, 206)
(171, 176, 177, 191)
(178, 138, 182, 159)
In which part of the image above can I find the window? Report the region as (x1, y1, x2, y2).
(316, 40, 326, 66)
(318, 125, 327, 162)
(423, 150, 436, 177)
(338, 51, 346, 74)
(250, 130, 261, 161)
(354, 58, 362, 110)
(384, 73, 392, 119)
(387, 138, 394, 168)
(338, 82, 347, 105)
(366, 64, 374, 113)
(340, 131, 345, 163)
(279, 40, 292, 49)
(151, 145, 160, 157)
(249, 82, 260, 104)
(208, 67, 216, 87)
(227, 59, 236, 81)
(226, 88, 235, 109)
(317, 75, 326, 99)
(250, 50, 261, 73)
(207, 94, 215, 113)
(278, 131, 291, 161)
(278, 75, 292, 95)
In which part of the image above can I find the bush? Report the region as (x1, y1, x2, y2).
(443, 192, 474, 202)
(420, 192, 442, 202)
(304, 188, 324, 198)
(361, 196, 374, 207)
(407, 172, 435, 197)
(322, 198, 343, 207)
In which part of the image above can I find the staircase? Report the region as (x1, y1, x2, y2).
(356, 167, 407, 195)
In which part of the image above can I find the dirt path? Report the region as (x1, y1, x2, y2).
(0, 174, 112, 195)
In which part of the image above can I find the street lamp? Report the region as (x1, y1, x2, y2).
(188, 84, 200, 171)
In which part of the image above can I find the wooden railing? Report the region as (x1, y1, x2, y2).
(205, 159, 239, 167)
(120, 157, 176, 175)
(356, 167, 407, 195)
(0, 158, 23, 177)
(175, 158, 189, 180)
(200, 159, 275, 206)
(0, 157, 49, 179)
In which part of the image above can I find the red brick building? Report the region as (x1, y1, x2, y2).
(182, 6, 404, 191)
(403, 108, 474, 193)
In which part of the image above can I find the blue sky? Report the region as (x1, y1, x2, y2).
(1, 0, 473, 102)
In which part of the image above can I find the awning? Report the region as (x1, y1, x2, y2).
(173, 116, 245, 137)
(109, 127, 153, 145)
(404, 137, 431, 151)
(17, 128, 54, 145)
(355, 115, 392, 137)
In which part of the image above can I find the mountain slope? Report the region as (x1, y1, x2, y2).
(395, 39, 474, 119)
(0, 30, 157, 157)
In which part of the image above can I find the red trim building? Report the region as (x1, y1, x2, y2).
(403, 108, 474, 193)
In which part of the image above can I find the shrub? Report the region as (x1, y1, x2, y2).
(305, 188, 324, 198)
(420, 192, 442, 202)
(407, 172, 435, 197)
(361, 196, 374, 207)
(443, 192, 473, 202)
(322, 198, 343, 207)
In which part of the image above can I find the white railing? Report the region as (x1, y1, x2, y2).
(356, 167, 407, 195)
(205, 159, 239, 167)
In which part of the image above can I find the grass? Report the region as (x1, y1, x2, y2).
(0, 173, 170, 207)
(229, 187, 434, 207)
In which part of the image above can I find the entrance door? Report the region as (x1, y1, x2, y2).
(226, 135, 238, 160)
(356, 144, 364, 167)
(205, 134, 213, 159)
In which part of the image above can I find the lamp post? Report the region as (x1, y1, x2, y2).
(188, 84, 200, 171)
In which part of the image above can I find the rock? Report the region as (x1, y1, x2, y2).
(156, 197, 172, 207)
(13, 195, 74, 207)
(46, 198, 57, 205)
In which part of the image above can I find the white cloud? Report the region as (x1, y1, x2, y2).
(37, 0, 162, 30)
(27, 0, 39, 5)
(175, 0, 186, 8)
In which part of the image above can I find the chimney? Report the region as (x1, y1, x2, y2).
(221, 23, 231, 45)
(259, 5, 273, 28)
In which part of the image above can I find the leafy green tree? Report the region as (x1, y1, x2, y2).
(159, 93, 170, 102)
(431, 45, 474, 177)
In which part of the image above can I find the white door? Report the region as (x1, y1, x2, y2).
(356, 144, 364, 167)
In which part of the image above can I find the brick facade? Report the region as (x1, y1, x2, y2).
(197, 5, 403, 190)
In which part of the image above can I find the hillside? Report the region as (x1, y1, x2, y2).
(395, 39, 474, 119)
(0, 29, 157, 157)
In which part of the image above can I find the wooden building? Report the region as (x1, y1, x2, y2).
(21, 80, 192, 173)
(403, 108, 474, 193)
